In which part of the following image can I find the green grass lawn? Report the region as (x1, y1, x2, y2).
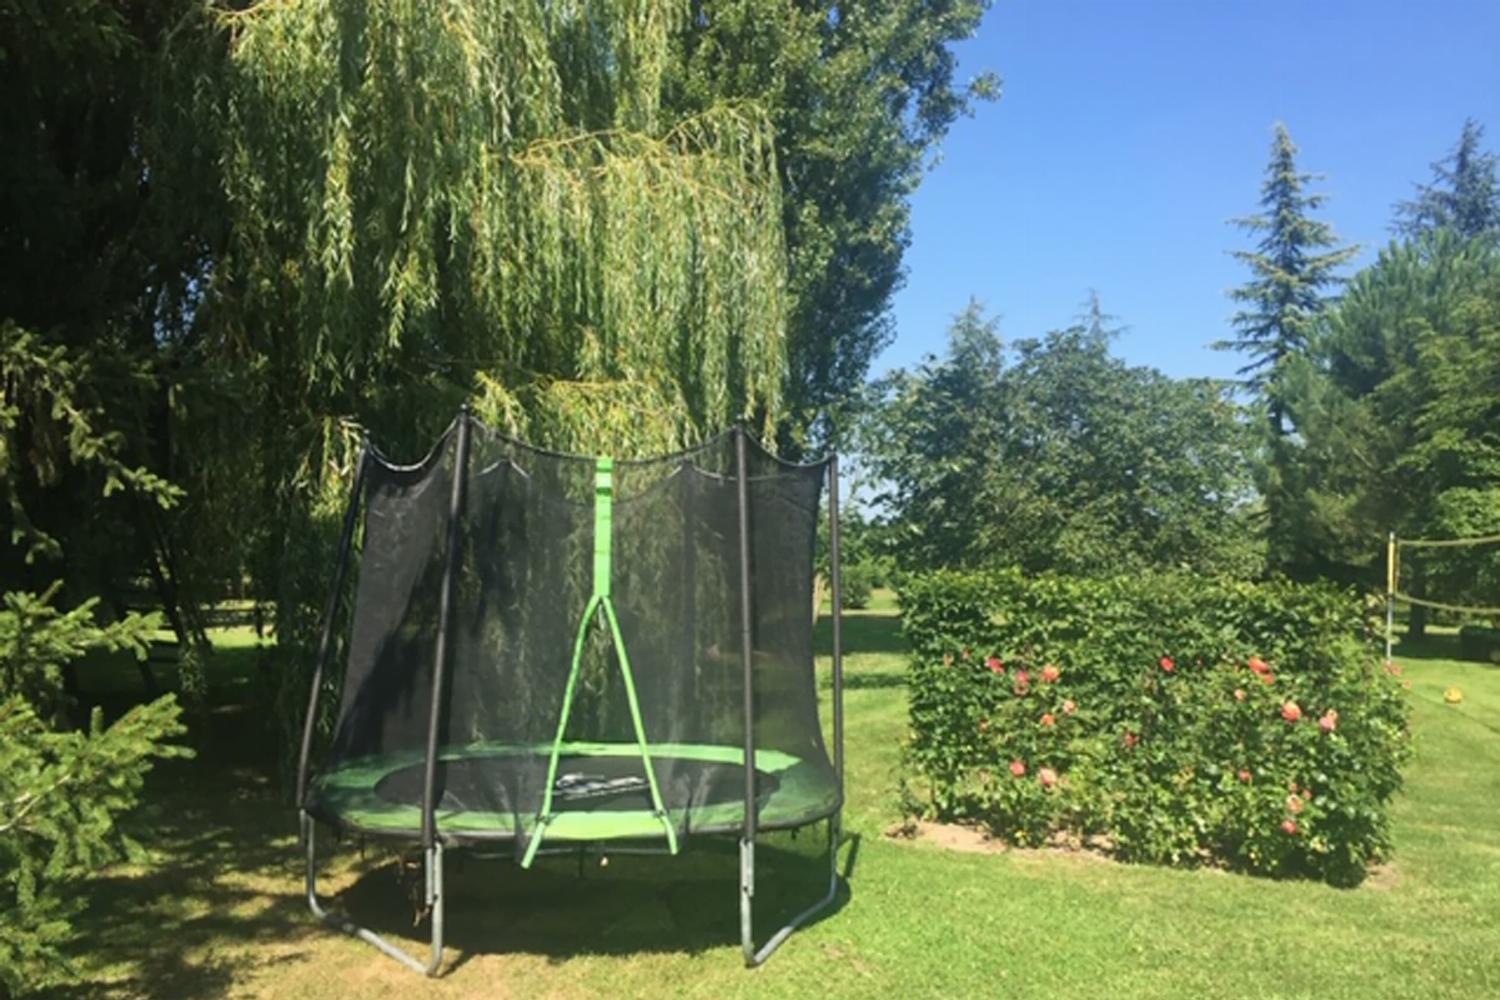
(42, 593, 1500, 998)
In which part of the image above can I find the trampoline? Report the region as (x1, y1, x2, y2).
(297, 412, 845, 975)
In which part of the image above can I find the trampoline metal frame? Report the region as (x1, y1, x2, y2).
(298, 416, 845, 975)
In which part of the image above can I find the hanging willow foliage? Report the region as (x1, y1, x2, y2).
(154, 0, 791, 778)
(185, 0, 786, 455)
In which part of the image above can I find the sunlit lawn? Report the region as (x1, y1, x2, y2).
(42, 594, 1500, 998)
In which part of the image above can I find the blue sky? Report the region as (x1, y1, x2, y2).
(884, 0, 1500, 381)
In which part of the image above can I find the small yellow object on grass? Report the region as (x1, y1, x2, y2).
(1444, 687, 1464, 705)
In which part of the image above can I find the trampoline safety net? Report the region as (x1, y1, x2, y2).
(302, 416, 839, 862)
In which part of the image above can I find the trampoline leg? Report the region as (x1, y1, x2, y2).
(302, 812, 445, 976)
(738, 837, 755, 963)
(742, 817, 841, 968)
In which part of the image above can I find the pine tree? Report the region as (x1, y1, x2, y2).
(1217, 124, 1357, 577)
(0, 330, 190, 995)
(1218, 124, 1359, 438)
(1393, 118, 1500, 242)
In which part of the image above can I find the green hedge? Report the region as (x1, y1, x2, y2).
(1458, 625, 1500, 664)
(899, 570, 1410, 885)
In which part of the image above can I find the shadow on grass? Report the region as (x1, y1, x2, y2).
(48, 625, 865, 992)
(48, 701, 853, 993)
(815, 610, 908, 658)
(1394, 630, 1495, 666)
(39, 786, 309, 997)
(316, 824, 851, 971)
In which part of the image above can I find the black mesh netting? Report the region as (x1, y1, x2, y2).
(303, 417, 838, 858)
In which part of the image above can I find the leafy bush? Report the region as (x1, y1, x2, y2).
(840, 562, 879, 610)
(899, 570, 1410, 885)
(1458, 625, 1500, 663)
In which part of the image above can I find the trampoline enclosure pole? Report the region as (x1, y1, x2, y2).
(422, 409, 472, 850)
(735, 427, 757, 962)
(829, 453, 844, 786)
(297, 441, 369, 812)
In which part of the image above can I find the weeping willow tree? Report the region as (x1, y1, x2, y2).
(191, 0, 786, 446)
(157, 0, 790, 769)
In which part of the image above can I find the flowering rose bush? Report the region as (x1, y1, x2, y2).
(899, 569, 1410, 885)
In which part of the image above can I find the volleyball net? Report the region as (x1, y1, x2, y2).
(1386, 530, 1500, 659)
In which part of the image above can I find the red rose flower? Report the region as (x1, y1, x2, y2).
(1280, 819, 1298, 835)
(1009, 759, 1026, 777)
(1248, 656, 1268, 675)
(1259, 672, 1275, 686)
(1040, 713, 1056, 728)
(1041, 664, 1060, 683)
(986, 656, 1004, 675)
(1062, 699, 1077, 716)
(1319, 710, 1338, 733)
(1038, 767, 1058, 788)
(1159, 656, 1176, 673)
(1281, 702, 1302, 723)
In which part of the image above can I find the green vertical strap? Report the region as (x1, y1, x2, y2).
(600, 598, 678, 856)
(594, 458, 613, 597)
(521, 457, 678, 869)
(522, 593, 600, 868)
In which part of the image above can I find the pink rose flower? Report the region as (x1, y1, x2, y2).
(1281, 702, 1302, 723)
(1280, 819, 1298, 835)
(1038, 767, 1058, 788)
(1009, 759, 1026, 778)
(1159, 656, 1175, 673)
(1319, 710, 1338, 733)
(1062, 699, 1077, 716)
(986, 656, 1004, 675)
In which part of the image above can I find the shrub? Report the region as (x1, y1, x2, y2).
(1458, 625, 1500, 664)
(840, 562, 879, 610)
(899, 569, 1410, 885)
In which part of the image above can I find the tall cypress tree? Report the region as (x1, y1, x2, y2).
(1217, 124, 1357, 575)
(1218, 124, 1358, 437)
(1393, 118, 1500, 242)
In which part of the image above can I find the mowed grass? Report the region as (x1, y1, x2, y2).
(41, 594, 1500, 999)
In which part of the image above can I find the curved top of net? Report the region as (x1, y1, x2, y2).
(363, 412, 830, 508)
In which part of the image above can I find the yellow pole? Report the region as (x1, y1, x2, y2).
(1385, 532, 1396, 663)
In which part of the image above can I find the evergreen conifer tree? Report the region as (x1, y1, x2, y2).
(1393, 118, 1500, 242)
(1217, 124, 1357, 575)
